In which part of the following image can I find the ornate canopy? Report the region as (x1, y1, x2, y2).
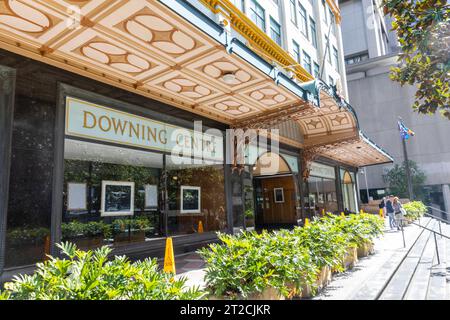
(0, 0, 392, 168)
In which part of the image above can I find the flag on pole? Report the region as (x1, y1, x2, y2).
(398, 119, 415, 140)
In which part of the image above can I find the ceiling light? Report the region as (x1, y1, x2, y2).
(222, 72, 236, 84)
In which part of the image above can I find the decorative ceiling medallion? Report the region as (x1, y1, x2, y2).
(0, 0, 59, 37)
(74, 36, 151, 75)
(116, 7, 200, 58)
(162, 76, 212, 99)
(305, 118, 323, 130)
(329, 114, 348, 126)
(202, 59, 252, 86)
(215, 100, 251, 115)
(249, 87, 288, 106)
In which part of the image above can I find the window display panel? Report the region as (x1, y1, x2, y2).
(166, 155, 227, 235)
(341, 169, 357, 213)
(308, 176, 323, 217)
(308, 176, 338, 216)
(323, 178, 338, 214)
(63, 139, 163, 249)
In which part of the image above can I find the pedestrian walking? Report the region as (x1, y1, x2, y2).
(379, 197, 386, 218)
(385, 195, 396, 229)
(393, 197, 404, 231)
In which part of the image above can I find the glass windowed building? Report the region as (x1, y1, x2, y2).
(0, 0, 392, 279)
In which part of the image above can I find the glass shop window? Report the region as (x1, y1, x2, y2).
(341, 169, 357, 213)
(62, 139, 164, 249)
(307, 175, 338, 217)
(165, 155, 227, 236)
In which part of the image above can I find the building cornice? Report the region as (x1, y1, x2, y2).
(198, 0, 315, 83)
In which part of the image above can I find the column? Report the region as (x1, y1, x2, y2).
(0, 65, 16, 276)
(443, 184, 450, 214)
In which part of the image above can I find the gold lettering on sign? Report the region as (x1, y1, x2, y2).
(159, 130, 167, 144)
(98, 116, 111, 132)
(129, 122, 139, 139)
(71, 100, 221, 160)
(83, 111, 97, 129)
(112, 118, 127, 135)
(79, 108, 172, 147)
(147, 127, 157, 142)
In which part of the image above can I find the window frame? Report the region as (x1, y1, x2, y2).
(250, 0, 266, 32)
(310, 17, 317, 48)
(270, 17, 282, 46)
(298, 2, 308, 39)
(333, 46, 339, 72)
(302, 50, 312, 74)
(292, 40, 300, 63)
(289, 0, 297, 26)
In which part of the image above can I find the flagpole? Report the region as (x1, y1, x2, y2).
(398, 116, 414, 200)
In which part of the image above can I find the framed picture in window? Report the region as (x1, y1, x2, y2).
(144, 184, 158, 209)
(181, 186, 201, 213)
(67, 182, 87, 211)
(274, 188, 284, 203)
(101, 181, 135, 217)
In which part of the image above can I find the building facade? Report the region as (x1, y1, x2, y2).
(340, 0, 450, 212)
(0, 0, 391, 279)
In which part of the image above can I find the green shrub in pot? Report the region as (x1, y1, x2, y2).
(291, 219, 348, 273)
(403, 201, 427, 221)
(0, 242, 206, 300)
(198, 231, 317, 299)
(6, 227, 49, 245)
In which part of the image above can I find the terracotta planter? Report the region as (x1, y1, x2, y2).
(209, 287, 285, 300)
(300, 283, 315, 299)
(114, 230, 146, 243)
(357, 241, 374, 258)
(72, 236, 103, 250)
(317, 266, 332, 288)
(342, 246, 358, 269)
(247, 287, 285, 300)
(300, 266, 331, 299)
(5, 242, 46, 267)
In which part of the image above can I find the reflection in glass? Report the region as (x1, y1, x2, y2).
(307, 174, 338, 216)
(166, 155, 227, 235)
(62, 139, 163, 250)
(341, 169, 357, 213)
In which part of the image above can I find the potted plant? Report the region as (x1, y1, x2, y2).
(198, 231, 317, 300)
(244, 209, 255, 228)
(61, 221, 110, 249)
(0, 242, 206, 300)
(113, 217, 151, 243)
(5, 227, 50, 265)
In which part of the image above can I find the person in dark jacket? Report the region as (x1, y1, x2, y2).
(379, 197, 386, 218)
(385, 195, 396, 229)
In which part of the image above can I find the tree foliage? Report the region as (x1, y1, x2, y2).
(382, 0, 450, 118)
(384, 160, 426, 199)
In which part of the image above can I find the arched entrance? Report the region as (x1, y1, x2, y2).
(253, 152, 297, 230)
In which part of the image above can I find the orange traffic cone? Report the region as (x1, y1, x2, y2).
(163, 237, 176, 275)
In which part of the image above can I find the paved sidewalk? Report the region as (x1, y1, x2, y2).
(174, 252, 207, 289)
(173, 217, 431, 298)
(314, 217, 431, 300)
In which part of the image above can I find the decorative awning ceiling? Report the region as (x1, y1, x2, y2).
(0, 0, 392, 167)
(0, 0, 306, 124)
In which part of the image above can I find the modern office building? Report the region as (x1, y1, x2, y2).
(0, 0, 392, 279)
(340, 0, 450, 212)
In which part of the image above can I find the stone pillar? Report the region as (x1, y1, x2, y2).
(443, 184, 450, 214)
(0, 66, 16, 276)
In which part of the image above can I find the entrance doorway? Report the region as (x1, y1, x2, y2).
(252, 152, 297, 230)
